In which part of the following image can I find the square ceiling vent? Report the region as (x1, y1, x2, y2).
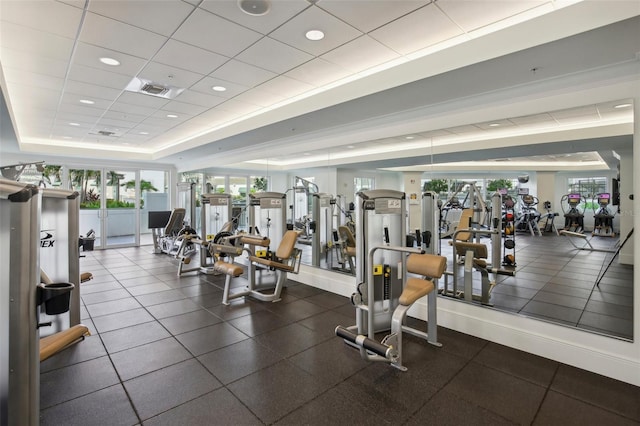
(125, 77, 185, 99)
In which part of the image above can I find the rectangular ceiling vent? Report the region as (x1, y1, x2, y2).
(140, 83, 169, 96)
(125, 77, 185, 99)
(97, 130, 116, 137)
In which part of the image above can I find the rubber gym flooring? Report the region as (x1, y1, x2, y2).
(39, 246, 638, 425)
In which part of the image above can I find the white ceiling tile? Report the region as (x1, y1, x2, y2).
(0, 21, 75, 61)
(138, 62, 205, 89)
(318, 1, 429, 33)
(233, 87, 287, 108)
(88, 0, 195, 36)
(174, 90, 226, 108)
(0, 0, 83, 39)
(68, 64, 132, 90)
(189, 76, 249, 98)
(285, 58, 352, 86)
(370, 3, 463, 55)
(0, 48, 69, 78)
(321, 35, 400, 72)
(2, 68, 65, 93)
(199, 0, 308, 35)
(236, 37, 313, 74)
(5, 85, 61, 109)
(109, 101, 159, 117)
(258, 75, 314, 98)
(73, 42, 148, 77)
(445, 124, 481, 134)
(153, 39, 229, 75)
(475, 119, 516, 130)
(160, 101, 209, 116)
(117, 91, 171, 109)
(92, 118, 134, 130)
(65, 81, 123, 101)
(509, 113, 555, 125)
(550, 105, 599, 119)
(101, 110, 148, 124)
(553, 114, 601, 125)
(80, 12, 167, 59)
(209, 60, 277, 87)
(58, 102, 108, 118)
(437, 0, 547, 32)
(140, 116, 183, 128)
(269, 6, 362, 56)
(216, 98, 262, 115)
(172, 8, 262, 57)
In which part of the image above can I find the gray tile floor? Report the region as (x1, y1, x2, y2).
(40, 245, 639, 425)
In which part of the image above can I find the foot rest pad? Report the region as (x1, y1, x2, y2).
(40, 324, 90, 362)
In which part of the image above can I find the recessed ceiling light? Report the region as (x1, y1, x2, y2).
(488, 123, 501, 127)
(405, 136, 414, 140)
(347, 145, 355, 149)
(166, 114, 178, 118)
(139, 131, 149, 135)
(79, 99, 95, 105)
(212, 86, 226, 92)
(305, 30, 325, 41)
(99, 57, 120, 66)
(614, 103, 632, 109)
(69, 122, 80, 126)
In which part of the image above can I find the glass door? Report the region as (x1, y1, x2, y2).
(104, 169, 138, 248)
(140, 170, 169, 246)
(69, 168, 103, 247)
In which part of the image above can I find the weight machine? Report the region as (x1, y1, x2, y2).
(336, 190, 447, 371)
(311, 193, 333, 268)
(440, 181, 488, 238)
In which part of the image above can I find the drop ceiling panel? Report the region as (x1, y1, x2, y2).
(172, 8, 262, 57)
(269, 6, 363, 56)
(92, 118, 134, 130)
(2, 69, 65, 92)
(318, 0, 429, 33)
(0, 21, 75, 61)
(160, 100, 210, 116)
(209, 60, 277, 88)
(258, 75, 315, 99)
(370, 3, 464, 55)
(321, 35, 400, 72)
(0, 0, 83, 39)
(509, 113, 555, 125)
(79, 12, 168, 59)
(475, 119, 516, 130)
(87, 0, 194, 37)
(138, 62, 204, 89)
(153, 39, 229, 75)
(174, 90, 226, 108)
(109, 101, 159, 117)
(150, 109, 193, 123)
(101, 110, 148, 123)
(233, 87, 287, 108)
(117, 91, 170, 109)
(214, 98, 263, 115)
(285, 58, 351, 87)
(199, 0, 308, 35)
(236, 37, 314, 74)
(189, 76, 249, 98)
(67, 64, 133, 90)
(140, 116, 183, 129)
(436, 0, 547, 32)
(73, 42, 149, 77)
(0, 48, 69, 79)
(64, 81, 123, 101)
(58, 102, 108, 118)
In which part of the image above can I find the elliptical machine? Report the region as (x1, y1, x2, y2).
(592, 193, 616, 237)
(561, 193, 584, 233)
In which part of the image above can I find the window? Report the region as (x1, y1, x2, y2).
(354, 177, 374, 193)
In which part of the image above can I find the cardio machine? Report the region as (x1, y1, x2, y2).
(592, 193, 616, 237)
(561, 193, 585, 233)
(514, 194, 541, 236)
